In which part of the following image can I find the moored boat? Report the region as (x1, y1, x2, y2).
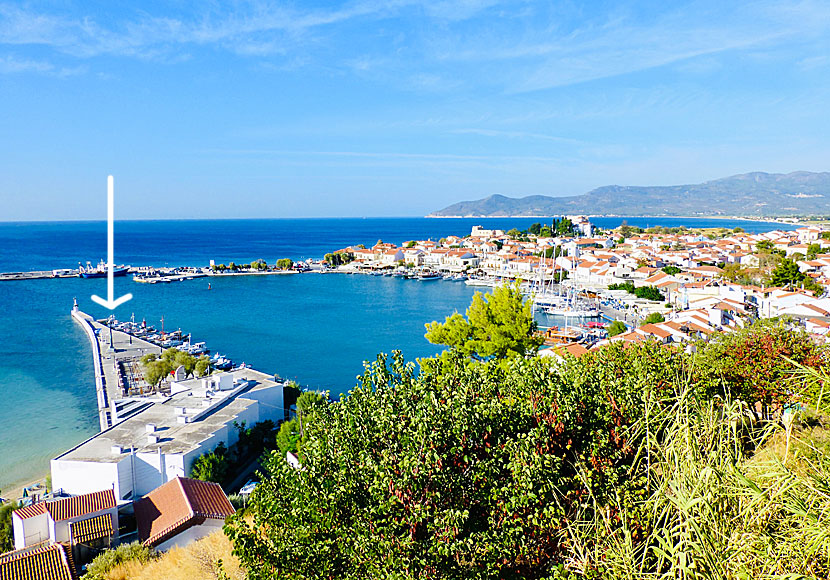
(79, 260, 130, 278)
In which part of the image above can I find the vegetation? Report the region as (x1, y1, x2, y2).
(82, 542, 158, 580)
(324, 251, 355, 267)
(141, 349, 211, 387)
(226, 314, 830, 579)
(276, 258, 293, 270)
(276, 391, 326, 456)
(0, 499, 18, 553)
(607, 282, 664, 302)
(95, 532, 243, 580)
(641, 312, 665, 324)
(606, 320, 627, 337)
(424, 283, 543, 359)
(660, 265, 681, 275)
(191, 442, 230, 484)
(192, 421, 278, 485)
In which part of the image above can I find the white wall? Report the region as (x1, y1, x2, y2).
(13, 512, 49, 549)
(51, 459, 124, 498)
(154, 520, 225, 552)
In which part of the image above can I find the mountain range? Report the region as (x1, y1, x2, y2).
(427, 171, 830, 218)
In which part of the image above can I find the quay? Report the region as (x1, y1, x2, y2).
(0, 269, 79, 281)
(56, 301, 290, 500)
(71, 304, 164, 430)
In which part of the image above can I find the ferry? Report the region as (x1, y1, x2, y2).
(79, 260, 130, 278)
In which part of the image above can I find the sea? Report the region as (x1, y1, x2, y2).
(0, 217, 796, 491)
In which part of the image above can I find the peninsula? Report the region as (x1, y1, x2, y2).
(427, 171, 830, 218)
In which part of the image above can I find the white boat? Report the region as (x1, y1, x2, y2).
(542, 304, 600, 318)
(465, 277, 495, 287)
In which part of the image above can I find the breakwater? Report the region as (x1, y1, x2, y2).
(71, 307, 109, 430)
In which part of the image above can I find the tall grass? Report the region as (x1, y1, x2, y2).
(562, 379, 830, 580)
(104, 531, 244, 580)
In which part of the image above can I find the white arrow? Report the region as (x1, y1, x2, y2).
(91, 175, 133, 310)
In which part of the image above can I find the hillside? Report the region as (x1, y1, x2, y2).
(428, 171, 830, 217)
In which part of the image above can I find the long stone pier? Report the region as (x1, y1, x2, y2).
(71, 305, 163, 431)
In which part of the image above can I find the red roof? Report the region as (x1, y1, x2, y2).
(14, 489, 115, 523)
(0, 543, 77, 580)
(136, 477, 235, 547)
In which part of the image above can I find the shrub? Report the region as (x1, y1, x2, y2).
(82, 542, 157, 580)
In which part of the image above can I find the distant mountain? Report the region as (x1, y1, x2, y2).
(427, 171, 830, 218)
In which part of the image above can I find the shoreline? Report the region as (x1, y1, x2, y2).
(425, 214, 804, 225)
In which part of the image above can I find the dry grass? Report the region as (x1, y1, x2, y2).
(106, 531, 245, 580)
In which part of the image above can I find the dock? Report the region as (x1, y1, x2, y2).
(71, 306, 163, 430)
(0, 270, 79, 281)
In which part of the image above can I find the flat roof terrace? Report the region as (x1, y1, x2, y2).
(55, 368, 282, 463)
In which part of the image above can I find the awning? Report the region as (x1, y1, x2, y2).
(70, 513, 113, 544)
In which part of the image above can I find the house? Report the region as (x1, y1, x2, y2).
(12, 489, 118, 551)
(0, 543, 78, 580)
(135, 477, 236, 552)
(379, 248, 404, 265)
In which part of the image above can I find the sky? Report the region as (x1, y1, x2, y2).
(0, 0, 829, 220)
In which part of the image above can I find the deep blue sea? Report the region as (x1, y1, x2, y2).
(0, 217, 795, 490)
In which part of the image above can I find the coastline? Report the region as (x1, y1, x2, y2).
(425, 214, 804, 226)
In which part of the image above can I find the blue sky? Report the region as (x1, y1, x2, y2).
(1, 0, 829, 220)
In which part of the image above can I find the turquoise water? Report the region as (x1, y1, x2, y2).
(0, 217, 795, 491)
(0, 273, 479, 490)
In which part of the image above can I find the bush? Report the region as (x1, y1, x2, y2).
(191, 442, 229, 483)
(641, 312, 665, 324)
(82, 542, 157, 580)
(0, 500, 18, 553)
(607, 320, 627, 336)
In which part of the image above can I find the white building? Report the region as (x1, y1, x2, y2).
(12, 488, 118, 551)
(51, 369, 286, 500)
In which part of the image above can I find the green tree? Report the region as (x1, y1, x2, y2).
(195, 355, 212, 377)
(807, 243, 822, 259)
(276, 258, 293, 270)
(225, 343, 685, 579)
(424, 283, 543, 359)
(528, 222, 542, 235)
(276, 419, 302, 455)
(733, 226, 745, 233)
(405, 241, 416, 248)
(641, 312, 665, 325)
(756, 240, 774, 251)
(0, 500, 18, 553)
(506, 228, 522, 239)
(556, 217, 573, 235)
(661, 265, 681, 275)
(770, 258, 805, 287)
(539, 226, 553, 237)
(191, 442, 229, 483)
(607, 320, 627, 336)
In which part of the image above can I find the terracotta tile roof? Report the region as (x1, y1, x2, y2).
(136, 477, 235, 547)
(14, 490, 115, 523)
(14, 503, 47, 521)
(46, 490, 116, 523)
(0, 543, 77, 580)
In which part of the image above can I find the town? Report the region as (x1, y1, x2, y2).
(323, 218, 830, 350)
(2, 217, 830, 579)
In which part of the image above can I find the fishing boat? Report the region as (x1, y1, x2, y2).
(417, 271, 442, 281)
(79, 260, 130, 278)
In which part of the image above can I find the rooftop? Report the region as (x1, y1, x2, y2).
(136, 477, 235, 547)
(54, 369, 282, 463)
